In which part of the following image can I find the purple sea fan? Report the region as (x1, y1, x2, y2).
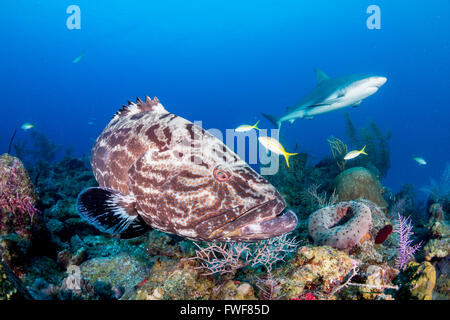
(393, 213, 422, 270)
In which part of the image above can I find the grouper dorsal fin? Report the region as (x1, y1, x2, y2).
(314, 68, 330, 84)
(112, 96, 167, 120)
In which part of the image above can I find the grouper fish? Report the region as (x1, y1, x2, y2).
(77, 97, 298, 242)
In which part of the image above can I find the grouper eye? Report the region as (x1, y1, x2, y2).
(213, 167, 230, 182)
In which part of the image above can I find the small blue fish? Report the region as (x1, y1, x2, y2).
(72, 51, 85, 64)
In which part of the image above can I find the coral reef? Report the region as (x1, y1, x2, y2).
(130, 258, 216, 300)
(0, 154, 38, 239)
(80, 253, 151, 293)
(327, 136, 347, 171)
(273, 245, 360, 299)
(192, 234, 298, 275)
(0, 154, 41, 273)
(0, 260, 32, 300)
(0, 130, 444, 301)
(334, 167, 387, 209)
(395, 261, 436, 300)
(308, 201, 372, 250)
(393, 213, 423, 270)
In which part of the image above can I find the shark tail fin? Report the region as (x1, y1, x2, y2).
(261, 113, 281, 129)
(283, 152, 299, 168)
(360, 145, 368, 155)
(253, 120, 260, 131)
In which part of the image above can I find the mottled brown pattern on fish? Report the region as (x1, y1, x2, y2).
(89, 96, 295, 241)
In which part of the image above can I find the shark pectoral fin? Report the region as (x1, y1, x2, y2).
(306, 103, 327, 109)
(352, 100, 362, 108)
(289, 119, 295, 124)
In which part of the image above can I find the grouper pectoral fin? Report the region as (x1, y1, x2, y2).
(77, 187, 151, 239)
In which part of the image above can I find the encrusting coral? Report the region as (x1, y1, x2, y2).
(334, 166, 387, 209)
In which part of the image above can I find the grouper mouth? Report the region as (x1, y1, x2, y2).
(207, 198, 298, 242)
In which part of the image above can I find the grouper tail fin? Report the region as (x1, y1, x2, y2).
(261, 113, 282, 129)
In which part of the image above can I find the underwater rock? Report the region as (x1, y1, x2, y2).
(131, 258, 216, 300)
(212, 280, 257, 300)
(146, 230, 195, 259)
(429, 203, 445, 221)
(80, 253, 150, 293)
(334, 167, 387, 209)
(308, 201, 372, 250)
(92, 281, 116, 300)
(395, 261, 436, 300)
(273, 245, 360, 299)
(57, 247, 87, 269)
(81, 234, 149, 260)
(0, 260, 32, 300)
(424, 238, 449, 261)
(357, 264, 398, 300)
(424, 205, 449, 261)
(0, 154, 38, 241)
(434, 267, 450, 300)
(26, 278, 59, 300)
(23, 256, 65, 289)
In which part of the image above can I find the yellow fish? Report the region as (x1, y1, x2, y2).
(258, 136, 298, 168)
(235, 121, 260, 132)
(344, 145, 368, 160)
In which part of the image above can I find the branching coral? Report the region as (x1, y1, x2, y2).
(255, 272, 283, 300)
(393, 213, 423, 270)
(192, 234, 299, 275)
(302, 183, 337, 209)
(327, 136, 347, 171)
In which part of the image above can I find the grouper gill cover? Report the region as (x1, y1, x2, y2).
(76, 96, 298, 241)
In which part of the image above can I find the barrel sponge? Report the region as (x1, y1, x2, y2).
(308, 201, 372, 250)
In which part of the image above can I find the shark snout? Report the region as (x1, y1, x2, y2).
(372, 76, 387, 87)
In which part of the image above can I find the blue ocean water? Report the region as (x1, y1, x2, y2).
(0, 0, 449, 195)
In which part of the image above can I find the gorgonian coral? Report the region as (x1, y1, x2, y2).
(393, 213, 422, 270)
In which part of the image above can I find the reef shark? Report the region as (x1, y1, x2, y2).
(262, 69, 387, 128)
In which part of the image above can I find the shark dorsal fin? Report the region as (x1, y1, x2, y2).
(314, 68, 330, 84)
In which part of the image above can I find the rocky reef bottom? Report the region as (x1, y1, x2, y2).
(0, 153, 448, 300)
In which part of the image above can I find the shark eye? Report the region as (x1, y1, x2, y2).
(213, 168, 230, 182)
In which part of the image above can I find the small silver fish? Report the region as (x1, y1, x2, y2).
(235, 121, 260, 132)
(21, 123, 34, 130)
(344, 145, 367, 160)
(413, 157, 427, 165)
